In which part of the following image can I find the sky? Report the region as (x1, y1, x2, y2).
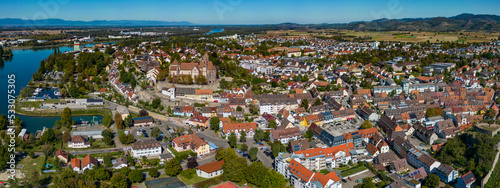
(1, 0, 500, 25)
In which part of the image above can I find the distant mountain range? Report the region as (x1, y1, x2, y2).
(1, 14, 500, 31)
(0, 18, 193, 27)
(328, 13, 500, 31)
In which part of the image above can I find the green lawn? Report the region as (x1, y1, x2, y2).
(19, 155, 46, 173)
(340, 165, 368, 177)
(178, 169, 208, 185)
(168, 146, 195, 157)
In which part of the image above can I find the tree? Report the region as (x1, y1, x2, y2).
(195, 75, 207, 85)
(61, 107, 72, 126)
(128, 170, 144, 183)
(139, 110, 149, 117)
(123, 114, 133, 127)
(240, 131, 246, 142)
(423, 174, 440, 188)
(303, 129, 314, 138)
(271, 141, 283, 157)
(148, 168, 159, 178)
(165, 158, 182, 176)
(41, 144, 54, 156)
(151, 126, 161, 138)
(361, 120, 373, 129)
(210, 117, 220, 131)
(249, 147, 258, 161)
(313, 98, 322, 106)
(0, 114, 7, 130)
(268, 119, 277, 129)
(254, 129, 264, 142)
(103, 112, 112, 127)
(62, 131, 71, 143)
(110, 173, 129, 188)
(240, 143, 248, 152)
(95, 167, 111, 180)
(228, 133, 237, 148)
(236, 106, 243, 112)
(223, 157, 247, 182)
(301, 99, 309, 109)
(29, 151, 35, 159)
(187, 157, 198, 169)
(115, 113, 124, 129)
(151, 98, 161, 109)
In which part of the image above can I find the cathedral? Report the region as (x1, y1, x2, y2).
(169, 53, 217, 84)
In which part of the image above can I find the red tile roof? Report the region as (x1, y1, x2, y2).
(196, 160, 224, 173)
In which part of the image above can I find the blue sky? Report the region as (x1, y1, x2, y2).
(1, 0, 499, 25)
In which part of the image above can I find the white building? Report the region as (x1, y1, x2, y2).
(196, 160, 224, 179)
(130, 139, 162, 158)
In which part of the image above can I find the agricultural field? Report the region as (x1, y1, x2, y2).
(262, 29, 500, 43)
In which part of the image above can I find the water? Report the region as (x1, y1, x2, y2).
(205, 28, 224, 35)
(19, 114, 103, 133)
(0, 45, 102, 133)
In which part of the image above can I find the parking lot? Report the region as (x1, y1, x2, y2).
(341, 170, 376, 188)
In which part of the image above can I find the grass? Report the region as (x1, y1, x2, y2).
(455, 39, 467, 42)
(168, 146, 196, 158)
(178, 169, 208, 185)
(15, 104, 111, 117)
(19, 155, 46, 173)
(340, 165, 368, 177)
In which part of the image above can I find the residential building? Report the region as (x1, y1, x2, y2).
(68, 135, 90, 148)
(407, 147, 441, 174)
(287, 159, 342, 188)
(130, 138, 162, 158)
(436, 164, 458, 184)
(172, 133, 210, 156)
(113, 158, 128, 170)
(270, 127, 301, 144)
(456, 171, 476, 188)
(133, 116, 154, 127)
(196, 160, 224, 179)
(55, 149, 69, 163)
(222, 122, 257, 138)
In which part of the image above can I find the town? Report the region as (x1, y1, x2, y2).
(1, 4, 500, 188)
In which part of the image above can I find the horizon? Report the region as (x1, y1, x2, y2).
(2, 0, 500, 25)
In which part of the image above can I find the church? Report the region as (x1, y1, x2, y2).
(169, 53, 217, 84)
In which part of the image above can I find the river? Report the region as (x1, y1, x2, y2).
(1, 45, 104, 133)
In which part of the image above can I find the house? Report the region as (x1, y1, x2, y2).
(378, 115, 403, 134)
(456, 171, 476, 188)
(291, 142, 357, 170)
(408, 167, 428, 181)
(358, 105, 379, 121)
(187, 116, 209, 128)
(55, 149, 69, 163)
(70, 158, 81, 172)
(159, 153, 174, 162)
(82, 155, 98, 172)
(172, 133, 210, 156)
(222, 122, 257, 138)
(288, 139, 311, 153)
(270, 127, 301, 144)
(133, 116, 154, 127)
(68, 135, 90, 148)
(113, 158, 128, 170)
(201, 107, 217, 117)
(375, 152, 397, 166)
(287, 159, 342, 188)
(169, 54, 217, 84)
(196, 160, 224, 179)
(407, 147, 441, 174)
(414, 124, 438, 144)
(390, 158, 409, 173)
(195, 89, 214, 101)
(130, 138, 162, 158)
(366, 143, 380, 157)
(436, 164, 458, 184)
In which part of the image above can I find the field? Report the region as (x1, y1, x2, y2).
(261, 29, 500, 43)
(340, 165, 368, 177)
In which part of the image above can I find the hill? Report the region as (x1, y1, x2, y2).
(0, 18, 193, 27)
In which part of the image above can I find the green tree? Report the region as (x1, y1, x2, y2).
(268, 119, 277, 129)
(223, 157, 247, 182)
(361, 120, 373, 129)
(240, 131, 246, 142)
(0, 114, 7, 130)
(61, 107, 72, 126)
(115, 113, 124, 129)
(110, 173, 129, 188)
(313, 98, 322, 106)
(124, 114, 133, 127)
(148, 168, 159, 178)
(95, 167, 111, 181)
(303, 129, 314, 138)
(249, 147, 258, 161)
(254, 129, 264, 142)
(29, 151, 35, 159)
(62, 131, 72, 143)
(151, 126, 161, 138)
(240, 143, 248, 152)
(27, 169, 41, 187)
(151, 98, 161, 109)
(301, 99, 309, 109)
(128, 170, 144, 183)
(236, 106, 243, 112)
(228, 133, 237, 148)
(103, 112, 112, 127)
(164, 158, 182, 176)
(423, 174, 440, 188)
(210, 117, 220, 131)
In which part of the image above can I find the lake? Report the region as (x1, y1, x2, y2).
(206, 28, 224, 35)
(0, 45, 102, 133)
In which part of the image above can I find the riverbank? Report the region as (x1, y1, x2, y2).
(5, 43, 72, 50)
(15, 106, 111, 117)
